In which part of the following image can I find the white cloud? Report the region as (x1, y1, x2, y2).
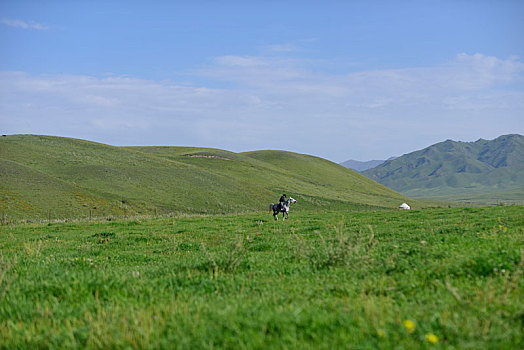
(265, 44, 298, 53)
(1, 19, 49, 30)
(206, 52, 524, 97)
(215, 56, 271, 67)
(1, 53, 523, 161)
(262, 39, 317, 54)
(0, 72, 265, 148)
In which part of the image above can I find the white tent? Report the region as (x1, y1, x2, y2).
(399, 203, 410, 210)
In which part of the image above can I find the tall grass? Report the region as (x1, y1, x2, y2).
(0, 206, 522, 348)
(290, 220, 376, 269)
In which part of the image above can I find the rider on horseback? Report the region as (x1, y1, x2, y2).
(279, 194, 286, 211)
(271, 194, 296, 221)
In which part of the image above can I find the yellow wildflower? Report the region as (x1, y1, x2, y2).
(425, 333, 439, 344)
(402, 319, 416, 333)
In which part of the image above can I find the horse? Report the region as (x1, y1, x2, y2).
(269, 197, 297, 221)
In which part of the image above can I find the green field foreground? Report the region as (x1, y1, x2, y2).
(1, 206, 523, 348)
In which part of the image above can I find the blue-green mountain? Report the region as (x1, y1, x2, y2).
(362, 134, 524, 203)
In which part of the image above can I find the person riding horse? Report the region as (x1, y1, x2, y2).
(270, 195, 296, 221)
(279, 194, 286, 211)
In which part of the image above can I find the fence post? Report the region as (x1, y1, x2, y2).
(48, 209, 51, 223)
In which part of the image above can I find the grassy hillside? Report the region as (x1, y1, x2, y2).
(1, 206, 522, 348)
(0, 135, 416, 220)
(363, 134, 524, 203)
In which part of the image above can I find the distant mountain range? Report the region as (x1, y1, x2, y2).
(339, 157, 396, 172)
(361, 134, 524, 203)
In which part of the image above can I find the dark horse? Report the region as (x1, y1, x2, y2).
(269, 197, 297, 221)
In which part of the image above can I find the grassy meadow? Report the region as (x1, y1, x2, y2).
(0, 135, 423, 221)
(404, 187, 524, 206)
(1, 205, 523, 348)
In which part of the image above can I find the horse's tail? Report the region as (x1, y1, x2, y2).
(269, 203, 273, 212)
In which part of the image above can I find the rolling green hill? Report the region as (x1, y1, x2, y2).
(0, 135, 415, 220)
(363, 134, 524, 203)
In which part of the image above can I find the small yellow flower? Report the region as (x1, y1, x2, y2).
(75, 257, 79, 261)
(402, 319, 416, 333)
(503, 227, 508, 231)
(425, 333, 439, 344)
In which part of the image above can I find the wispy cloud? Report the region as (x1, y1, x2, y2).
(0, 72, 264, 149)
(215, 56, 272, 67)
(263, 38, 317, 53)
(206, 52, 524, 95)
(1, 18, 49, 30)
(265, 44, 298, 53)
(1, 53, 523, 161)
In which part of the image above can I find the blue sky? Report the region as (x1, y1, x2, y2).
(1, 0, 523, 161)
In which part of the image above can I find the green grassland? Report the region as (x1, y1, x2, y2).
(1, 205, 523, 348)
(403, 187, 524, 206)
(0, 135, 423, 221)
